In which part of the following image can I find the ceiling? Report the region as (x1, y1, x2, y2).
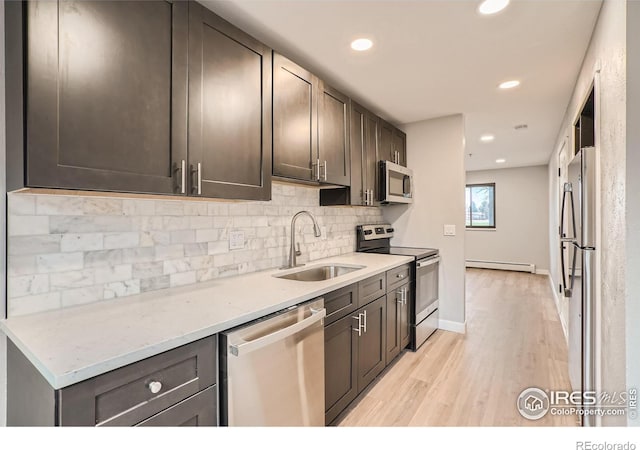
(200, 0, 602, 171)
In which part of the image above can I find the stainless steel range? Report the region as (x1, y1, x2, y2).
(356, 224, 440, 350)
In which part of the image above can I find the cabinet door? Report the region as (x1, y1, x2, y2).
(357, 296, 386, 393)
(25, 0, 188, 195)
(318, 82, 350, 186)
(188, 3, 272, 200)
(364, 111, 379, 204)
(349, 102, 366, 205)
(385, 291, 401, 364)
(400, 283, 411, 350)
(393, 128, 407, 167)
(378, 119, 395, 162)
(324, 314, 359, 425)
(273, 53, 318, 181)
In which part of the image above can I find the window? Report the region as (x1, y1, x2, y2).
(466, 183, 495, 228)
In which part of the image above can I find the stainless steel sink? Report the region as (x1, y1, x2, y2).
(275, 265, 364, 282)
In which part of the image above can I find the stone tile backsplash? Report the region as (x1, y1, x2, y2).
(7, 183, 384, 317)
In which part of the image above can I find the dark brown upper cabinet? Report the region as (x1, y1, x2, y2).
(273, 54, 350, 186)
(318, 82, 350, 186)
(325, 101, 377, 206)
(24, 0, 188, 195)
(378, 118, 406, 167)
(378, 119, 395, 163)
(188, 2, 272, 200)
(272, 53, 318, 182)
(393, 128, 407, 167)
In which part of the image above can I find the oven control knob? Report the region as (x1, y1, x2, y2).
(386, 228, 394, 233)
(364, 230, 373, 235)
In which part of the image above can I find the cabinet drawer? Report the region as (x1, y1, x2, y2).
(324, 283, 359, 326)
(136, 385, 217, 427)
(60, 336, 216, 426)
(386, 264, 411, 292)
(358, 273, 386, 307)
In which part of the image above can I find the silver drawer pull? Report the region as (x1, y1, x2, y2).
(147, 380, 163, 394)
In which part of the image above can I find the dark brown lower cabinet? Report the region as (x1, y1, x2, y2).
(324, 295, 386, 425)
(386, 282, 410, 364)
(356, 296, 386, 392)
(400, 283, 412, 350)
(7, 336, 218, 426)
(324, 314, 359, 425)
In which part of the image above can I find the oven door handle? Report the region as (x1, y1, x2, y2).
(417, 256, 440, 268)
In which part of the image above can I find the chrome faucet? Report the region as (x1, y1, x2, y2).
(282, 211, 322, 269)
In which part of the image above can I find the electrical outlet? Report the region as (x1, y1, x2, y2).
(443, 224, 456, 236)
(229, 230, 245, 250)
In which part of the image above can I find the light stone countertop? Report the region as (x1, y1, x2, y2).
(0, 252, 413, 389)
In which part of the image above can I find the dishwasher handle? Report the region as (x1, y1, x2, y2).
(229, 307, 326, 357)
(417, 256, 440, 269)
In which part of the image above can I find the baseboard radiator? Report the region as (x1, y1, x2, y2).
(465, 259, 536, 274)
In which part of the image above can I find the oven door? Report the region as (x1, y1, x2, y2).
(415, 256, 440, 323)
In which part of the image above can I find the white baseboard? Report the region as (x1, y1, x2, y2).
(466, 259, 535, 273)
(547, 274, 568, 344)
(438, 319, 466, 334)
(536, 268, 550, 275)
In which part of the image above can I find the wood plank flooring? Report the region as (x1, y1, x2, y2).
(338, 268, 578, 426)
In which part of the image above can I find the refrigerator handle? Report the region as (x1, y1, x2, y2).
(565, 242, 579, 298)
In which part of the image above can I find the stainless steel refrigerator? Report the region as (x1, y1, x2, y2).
(560, 146, 596, 426)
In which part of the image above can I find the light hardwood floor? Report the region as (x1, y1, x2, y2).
(338, 268, 578, 426)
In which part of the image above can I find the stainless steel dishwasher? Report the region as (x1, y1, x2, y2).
(219, 298, 326, 426)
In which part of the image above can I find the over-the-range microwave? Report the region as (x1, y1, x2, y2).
(379, 160, 414, 204)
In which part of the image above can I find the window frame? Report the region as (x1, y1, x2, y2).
(465, 182, 496, 229)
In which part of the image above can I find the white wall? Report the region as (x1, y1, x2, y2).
(548, 0, 626, 425)
(1, 2, 7, 427)
(625, 0, 640, 427)
(465, 165, 549, 273)
(383, 114, 466, 330)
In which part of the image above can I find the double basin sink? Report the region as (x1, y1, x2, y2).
(275, 264, 364, 282)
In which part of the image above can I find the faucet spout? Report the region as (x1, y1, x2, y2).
(282, 211, 322, 269)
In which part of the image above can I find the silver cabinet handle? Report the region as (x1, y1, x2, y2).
(352, 314, 362, 336)
(403, 287, 408, 305)
(362, 309, 367, 333)
(364, 189, 369, 206)
(397, 289, 403, 304)
(180, 160, 186, 194)
(396, 273, 405, 279)
(323, 160, 327, 181)
(197, 162, 202, 195)
(147, 380, 162, 394)
(316, 158, 321, 181)
(230, 308, 326, 356)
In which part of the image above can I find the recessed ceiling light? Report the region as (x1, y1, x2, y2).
(499, 80, 521, 89)
(478, 0, 510, 15)
(351, 38, 373, 51)
(480, 135, 495, 142)
(496, 158, 506, 164)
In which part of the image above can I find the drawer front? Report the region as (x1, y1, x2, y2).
(136, 385, 217, 427)
(60, 336, 216, 426)
(386, 263, 411, 292)
(324, 283, 359, 326)
(358, 273, 386, 308)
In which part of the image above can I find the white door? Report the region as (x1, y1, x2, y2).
(560, 139, 582, 392)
